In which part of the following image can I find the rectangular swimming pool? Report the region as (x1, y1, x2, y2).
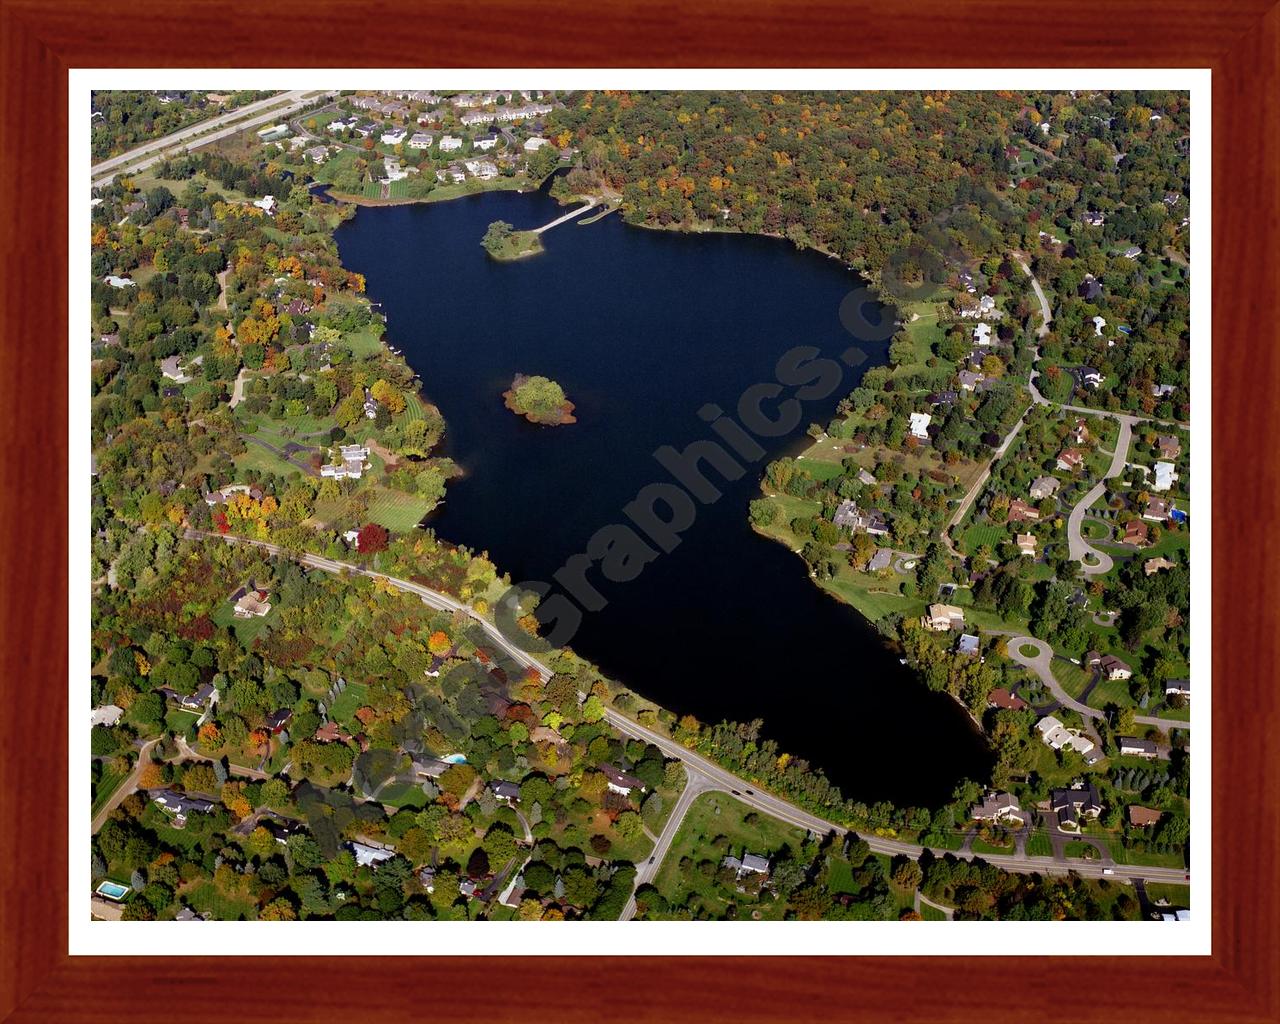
(95, 880, 129, 901)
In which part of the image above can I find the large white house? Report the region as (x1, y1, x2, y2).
(464, 159, 498, 180)
(909, 412, 932, 440)
(408, 132, 434, 150)
(380, 126, 407, 145)
(1035, 716, 1099, 763)
(439, 135, 463, 152)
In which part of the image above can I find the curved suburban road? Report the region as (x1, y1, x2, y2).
(184, 529, 1192, 887)
(1003, 634, 1189, 733)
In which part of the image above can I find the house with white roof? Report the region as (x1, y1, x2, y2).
(1153, 461, 1178, 492)
(909, 412, 932, 440)
(408, 131, 434, 150)
(380, 126, 407, 145)
(524, 136, 550, 151)
(464, 159, 498, 180)
(973, 322, 992, 346)
(439, 135, 463, 152)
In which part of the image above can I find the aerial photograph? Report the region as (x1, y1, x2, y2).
(88, 87, 1192, 924)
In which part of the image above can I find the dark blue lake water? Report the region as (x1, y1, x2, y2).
(333, 182, 990, 806)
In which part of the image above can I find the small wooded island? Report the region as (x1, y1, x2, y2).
(482, 220, 542, 261)
(502, 373, 577, 425)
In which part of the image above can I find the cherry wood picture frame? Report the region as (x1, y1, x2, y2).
(2, 1, 1276, 1020)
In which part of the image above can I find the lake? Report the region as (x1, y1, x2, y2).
(333, 180, 991, 806)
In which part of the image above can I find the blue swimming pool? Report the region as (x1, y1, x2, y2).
(95, 880, 129, 901)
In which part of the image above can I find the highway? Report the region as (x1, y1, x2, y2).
(91, 90, 336, 188)
(183, 529, 1192, 890)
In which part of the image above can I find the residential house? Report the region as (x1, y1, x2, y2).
(1056, 448, 1085, 472)
(1070, 366, 1105, 390)
(256, 123, 290, 142)
(1144, 556, 1177, 576)
(1016, 533, 1037, 557)
(1099, 655, 1133, 680)
(969, 791, 1023, 825)
(927, 389, 959, 407)
(314, 721, 352, 743)
(489, 780, 521, 803)
(1050, 784, 1103, 830)
(159, 355, 190, 382)
(973, 322, 992, 346)
(383, 159, 408, 182)
(1007, 499, 1041, 523)
(363, 388, 379, 419)
(473, 133, 499, 151)
(832, 500, 889, 536)
(152, 790, 215, 825)
(987, 688, 1027, 711)
(410, 754, 452, 779)
(1072, 419, 1091, 444)
(380, 127, 407, 145)
(599, 762, 646, 796)
(1128, 805, 1164, 828)
(436, 165, 467, 184)
(1122, 519, 1149, 546)
(464, 159, 498, 180)
(1117, 736, 1160, 759)
(252, 195, 276, 216)
(1153, 461, 1178, 492)
(407, 131, 434, 150)
(90, 704, 125, 727)
(956, 633, 981, 656)
(523, 136, 550, 151)
(439, 135, 463, 152)
(922, 604, 965, 632)
(176, 683, 217, 711)
(1035, 716, 1099, 763)
(1092, 315, 1107, 337)
(265, 708, 293, 734)
(1143, 497, 1172, 522)
(957, 370, 984, 391)
(233, 586, 272, 618)
(1157, 435, 1181, 459)
(1082, 212, 1106, 229)
(1164, 679, 1191, 700)
(1152, 383, 1177, 399)
(350, 841, 394, 868)
(909, 412, 932, 440)
(1122, 245, 1143, 259)
(1078, 273, 1103, 298)
(1029, 476, 1060, 500)
(865, 548, 893, 573)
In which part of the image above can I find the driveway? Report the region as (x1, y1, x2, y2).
(1065, 417, 1135, 575)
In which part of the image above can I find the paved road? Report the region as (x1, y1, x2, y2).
(619, 768, 717, 921)
(1002, 633, 1189, 733)
(91, 90, 336, 188)
(91, 739, 159, 834)
(182, 529, 1192, 886)
(941, 255, 1048, 558)
(1064, 420, 1135, 575)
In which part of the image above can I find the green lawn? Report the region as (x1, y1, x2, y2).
(960, 523, 1009, 555)
(971, 837, 1016, 856)
(91, 765, 129, 818)
(651, 792, 806, 919)
(211, 599, 277, 644)
(1107, 841, 1187, 870)
(1052, 658, 1094, 700)
(366, 487, 435, 532)
(329, 680, 370, 729)
(1064, 840, 1101, 861)
(1144, 883, 1191, 908)
(918, 900, 948, 921)
(1025, 832, 1053, 858)
(342, 324, 385, 359)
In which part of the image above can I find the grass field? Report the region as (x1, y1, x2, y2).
(211, 599, 277, 644)
(959, 522, 1009, 555)
(366, 487, 435, 532)
(1025, 832, 1053, 857)
(918, 900, 948, 921)
(971, 837, 1016, 856)
(652, 792, 806, 920)
(329, 681, 370, 729)
(343, 324, 385, 359)
(1144, 883, 1191, 908)
(91, 765, 129, 818)
(1052, 658, 1094, 700)
(1108, 841, 1187, 869)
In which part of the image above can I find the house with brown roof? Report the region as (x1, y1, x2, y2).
(1122, 519, 1149, 546)
(1029, 476, 1060, 500)
(1143, 497, 1172, 522)
(1007, 499, 1041, 523)
(1099, 655, 1133, 680)
(233, 587, 272, 618)
(1128, 805, 1164, 828)
(969, 791, 1024, 825)
(599, 762, 646, 796)
(1156, 435, 1181, 459)
(922, 604, 965, 632)
(1016, 533, 1037, 557)
(1056, 448, 1086, 472)
(1144, 556, 1177, 576)
(987, 688, 1028, 711)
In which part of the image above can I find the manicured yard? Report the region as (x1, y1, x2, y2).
(652, 792, 806, 919)
(918, 900, 948, 921)
(211, 599, 277, 644)
(959, 522, 1009, 555)
(329, 680, 370, 729)
(1025, 832, 1053, 858)
(1052, 658, 1094, 700)
(1107, 841, 1187, 870)
(91, 765, 129, 818)
(366, 487, 436, 532)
